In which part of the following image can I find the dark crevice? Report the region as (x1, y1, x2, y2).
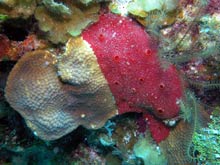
(0, 16, 37, 41)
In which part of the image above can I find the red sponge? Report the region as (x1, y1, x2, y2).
(82, 13, 183, 119)
(144, 113, 170, 143)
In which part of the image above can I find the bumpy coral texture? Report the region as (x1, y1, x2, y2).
(5, 13, 183, 141)
(0, 0, 36, 18)
(34, 1, 100, 43)
(82, 13, 183, 119)
(57, 37, 108, 93)
(159, 91, 210, 164)
(5, 50, 117, 140)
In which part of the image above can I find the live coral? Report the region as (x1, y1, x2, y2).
(6, 48, 117, 140)
(34, 1, 100, 44)
(0, 0, 36, 18)
(5, 12, 184, 141)
(159, 90, 210, 164)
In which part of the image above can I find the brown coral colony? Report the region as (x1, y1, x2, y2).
(5, 42, 117, 140)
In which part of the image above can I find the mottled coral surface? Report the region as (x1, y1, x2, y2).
(5, 44, 118, 141)
(5, 12, 184, 142)
(83, 13, 183, 119)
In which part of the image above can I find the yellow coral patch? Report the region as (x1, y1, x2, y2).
(58, 37, 107, 92)
(0, 0, 36, 18)
(34, 1, 100, 44)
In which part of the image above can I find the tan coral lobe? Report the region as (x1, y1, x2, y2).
(5, 39, 117, 141)
(57, 37, 107, 92)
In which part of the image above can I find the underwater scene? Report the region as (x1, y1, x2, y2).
(0, 0, 220, 164)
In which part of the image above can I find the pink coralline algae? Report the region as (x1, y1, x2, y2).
(0, 34, 47, 61)
(206, 0, 220, 14)
(0, 34, 10, 60)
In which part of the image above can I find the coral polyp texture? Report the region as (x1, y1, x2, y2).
(5, 50, 117, 140)
(57, 37, 108, 93)
(0, 0, 36, 18)
(5, 50, 72, 141)
(34, 1, 100, 43)
(5, 13, 183, 141)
